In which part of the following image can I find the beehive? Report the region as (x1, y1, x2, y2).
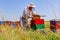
(50, 20, 56, 30)
(31, 15, 45, 30)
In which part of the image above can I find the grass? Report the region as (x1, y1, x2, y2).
(0, 21, 60, 40)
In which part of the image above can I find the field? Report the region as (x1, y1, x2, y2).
(0, 21, 60, 40)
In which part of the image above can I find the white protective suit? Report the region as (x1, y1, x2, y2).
(21, 3, 36, 27)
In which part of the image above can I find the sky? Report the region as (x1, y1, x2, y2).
(0, 0, 60, 21)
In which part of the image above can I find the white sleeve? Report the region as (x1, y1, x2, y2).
(22, 9, 27, 17)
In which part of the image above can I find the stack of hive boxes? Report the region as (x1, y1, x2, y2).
(31, 15, 45, 30)
(50, 20, 56, 32)
(50, 20, 60, 32)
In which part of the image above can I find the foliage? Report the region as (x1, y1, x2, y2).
(0, 21, 60, 40)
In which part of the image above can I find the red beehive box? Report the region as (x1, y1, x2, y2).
(15, 21, 20, 27)
(6, 21, 11, 26)
(56, 21, 60, 29)
(35, 19, 44, 25)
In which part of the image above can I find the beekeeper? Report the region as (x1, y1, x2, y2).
(21, 3, 37, 28)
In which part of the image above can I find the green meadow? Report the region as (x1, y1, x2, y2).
(0, 21, 60, 40)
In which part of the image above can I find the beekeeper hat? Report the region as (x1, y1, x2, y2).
(27, 3, 35, 8)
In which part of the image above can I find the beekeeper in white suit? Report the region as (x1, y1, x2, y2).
(21, 3, 37, 29)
